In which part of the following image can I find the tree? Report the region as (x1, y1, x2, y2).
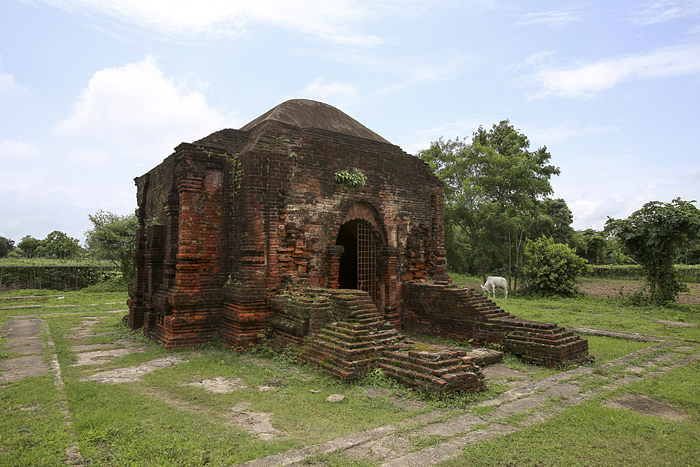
(0, 236, 14, 258)
(539, 198, 575, 245)
(35, 231, 83, 259)
(418, 121, 560, 284)
(570, 229, 608, 265)
(522, 236, 590, 296)
(85, 210, 138, 282)
(18, 235, 42, 258)
(605, 198, 700, 305)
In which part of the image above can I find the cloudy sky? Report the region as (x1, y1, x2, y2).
(1, 0, 699, 245)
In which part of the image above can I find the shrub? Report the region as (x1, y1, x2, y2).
(522, 236, 590, 296)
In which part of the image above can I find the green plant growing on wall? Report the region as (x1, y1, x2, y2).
(334, 168, 367, 188)
(197, 146, 243, 191)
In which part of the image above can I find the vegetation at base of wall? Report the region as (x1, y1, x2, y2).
(586, 264, 700, 283)
(0, 258, 114, 266)
(79, 277, 130, 293)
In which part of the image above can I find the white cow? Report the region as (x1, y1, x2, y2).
(480, 276, 508, 299)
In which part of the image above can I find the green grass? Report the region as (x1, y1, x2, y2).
(1, 287, 699, 465)
(0, 375, 75, 467)
(437, 360, 700, 467)
(496, 295, 700, 342)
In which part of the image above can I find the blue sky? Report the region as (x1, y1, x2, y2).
(1, 0, 699, 245)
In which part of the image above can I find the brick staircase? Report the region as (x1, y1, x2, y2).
(401, 282, 590, 367)
(270, 288, 487, 392)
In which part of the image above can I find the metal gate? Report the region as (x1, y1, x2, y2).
(356, 222, 377, 300)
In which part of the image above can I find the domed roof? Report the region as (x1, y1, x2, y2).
(240, 99, 390, 144)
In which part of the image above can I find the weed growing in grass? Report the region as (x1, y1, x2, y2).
(409, 434, 450, 452)
(356, 367, 403, 390)
(251, 334, 299, 368)
(300, 452, 378, 466)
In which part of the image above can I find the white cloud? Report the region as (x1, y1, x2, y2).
(631, 0, 700, 25)
(0, 72, 29, 96)
(516, 11, 582, 27)
(35, 0, 386, 47)
(552, 153, 700, 229)
(0, 140, 42, 162)
(288, 77, 359, 108)
(527, 44, 700, 99)
(53, 56, 236, 158)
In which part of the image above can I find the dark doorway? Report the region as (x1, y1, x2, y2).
(336, 220, 377, 299)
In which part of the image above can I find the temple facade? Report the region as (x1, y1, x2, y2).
(127, 99, 449, 348)
(127, 100, 589, 390)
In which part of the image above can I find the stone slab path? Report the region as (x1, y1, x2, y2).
(241, 340, 700, 467)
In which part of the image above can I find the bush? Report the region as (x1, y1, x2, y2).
(522, 236, 590, 296)
(80, 277, 129, 293)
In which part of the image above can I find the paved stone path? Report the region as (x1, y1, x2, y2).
(2, 308, 698, 467)
(241, 340, 700, 467)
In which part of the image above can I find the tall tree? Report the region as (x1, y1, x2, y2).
(85, 210, 138, 282)
(539, 198, 575, 245)
(570, 229, 607, 265)
(0, 236, 14, 258)
(605, 198, 700, 304)
(35, 231, 83, 259)
(18, 235, 42, 258)
(418, 121, 560, 283)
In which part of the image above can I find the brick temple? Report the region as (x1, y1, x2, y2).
(127, 99, 589, 392)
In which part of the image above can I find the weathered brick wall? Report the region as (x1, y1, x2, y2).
(129, 107, 449, 350)
(206, 120, 449, 348)
(401, 282, 590, 367)
(235, 121, 448, 306)
(129, 145, 230, 348)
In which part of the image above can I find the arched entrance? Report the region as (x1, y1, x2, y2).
(336, 219, 377, 300)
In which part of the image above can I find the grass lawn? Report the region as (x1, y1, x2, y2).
(438, 359, 700, 467)
(1, 285, 698, 466)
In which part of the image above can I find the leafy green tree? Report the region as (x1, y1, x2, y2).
(418, 121, 560, 283)
(18, 235, 42, 258)
(605, 198, 700, 305)
(570, 229, 608, 265)
(0, 236, 14, 258)
(538, 198, 575, 244)
(522, 236, 590, 296)
(35, 230, 83, 259)
(85, 210, 138, 282)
